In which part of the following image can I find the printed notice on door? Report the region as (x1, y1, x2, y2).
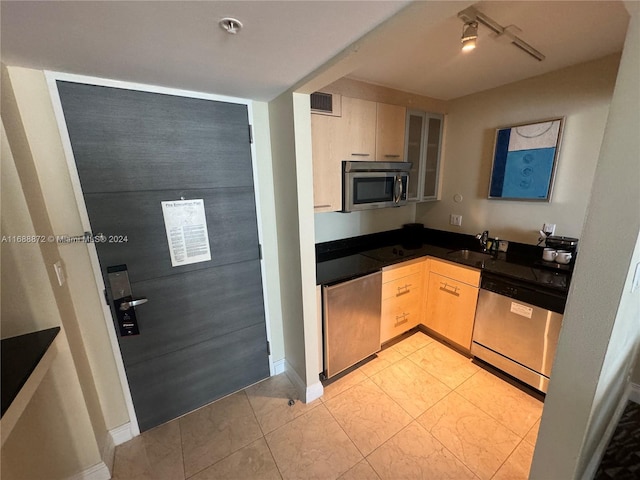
(161, 199, 211, 267)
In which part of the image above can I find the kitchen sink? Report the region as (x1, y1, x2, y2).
(447, 249, 494, 263)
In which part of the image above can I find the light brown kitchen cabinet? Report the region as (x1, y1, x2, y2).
(380, 258, 425, 343)
(375, 103, 406, 161)
(341, 96, 377, 160)
(311, 96, 407, 211)
(424, 259, 480, 350)
(311, 96, 376, 212)
(311, 113, 342, 212)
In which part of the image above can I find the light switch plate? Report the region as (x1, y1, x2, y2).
(54, 261, 65, 286)
(632, 262, 640, 293)
(450, 214, 462, 226)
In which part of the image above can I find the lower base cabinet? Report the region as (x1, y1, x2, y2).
(424, 259, 480, 350)
(380, 258, 425, 343)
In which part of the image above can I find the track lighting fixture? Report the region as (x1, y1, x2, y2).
(461, 21, 478, 51)
(457, 7, 545, 61)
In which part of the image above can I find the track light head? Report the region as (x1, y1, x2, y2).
(461, 21, 478, 51)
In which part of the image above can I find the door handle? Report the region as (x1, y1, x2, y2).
(440, 282, 460, 297)
(120, 298, 148, 311)
(394, 176, 403, 203)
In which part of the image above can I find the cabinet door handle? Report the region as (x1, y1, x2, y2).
(396, 283, 412, 296)
(395, 313, 409, 326)
(385, 154, 401, 158)
(351, 153, 370, 157)
(440, 282, 460, 297)
(314, 204, 332, 209)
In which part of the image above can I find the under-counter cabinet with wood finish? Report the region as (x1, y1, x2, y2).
(424, 258, 480, 351)
(380, 258, 425, 343)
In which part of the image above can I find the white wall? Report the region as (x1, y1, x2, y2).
(268, 92, 308, 383)
(292, 92, 322, 391)
(267, 90, 323, 400)
(315, 204, 416, 243)
(530, 3, 639, 478)
(252, 101, 285, 364)
(415, 54, 620, 245)
(0, 120, 103, 478)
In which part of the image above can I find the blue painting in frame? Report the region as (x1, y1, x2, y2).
(489, 118, 564, 201)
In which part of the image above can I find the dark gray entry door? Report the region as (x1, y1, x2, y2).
(56, 81, 270, 431)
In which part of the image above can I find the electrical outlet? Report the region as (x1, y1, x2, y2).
(543, 223, 556, 236)
(450, 214, 462, 226)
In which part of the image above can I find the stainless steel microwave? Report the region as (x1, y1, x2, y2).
(342, 161, 411, 212)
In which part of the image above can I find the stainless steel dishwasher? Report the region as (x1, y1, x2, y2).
(322, 271, 382, 379)
(471, 272, 566, 393)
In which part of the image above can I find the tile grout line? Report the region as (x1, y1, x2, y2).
(243, 384, 287, 480)
(322, 398, 368, 470)
(177, 418, 187, 480)
(489, 437, 528, 480)
(452, 369, 542, 439)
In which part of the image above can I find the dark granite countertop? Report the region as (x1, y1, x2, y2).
(1, 327, 60, 417)
(316, 228, 572, 293)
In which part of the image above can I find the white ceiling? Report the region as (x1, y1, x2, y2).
(349, 1, 630, 100)
(0, 1, 631, 102)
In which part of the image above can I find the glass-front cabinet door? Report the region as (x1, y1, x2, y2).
(423, 116, 443, 199)
(405, 112, 423, 200)
(404, 110, 444, 202)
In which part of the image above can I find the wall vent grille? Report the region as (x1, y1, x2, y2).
(310, 92, 341, 116)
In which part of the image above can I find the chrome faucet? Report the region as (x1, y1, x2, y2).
(476, 230, 489, 252)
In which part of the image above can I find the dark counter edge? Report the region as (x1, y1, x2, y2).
(316, 227, 574, 287)
(1, 326, 61, 417)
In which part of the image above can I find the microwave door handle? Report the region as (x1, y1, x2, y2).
(394, 176, 403, 203)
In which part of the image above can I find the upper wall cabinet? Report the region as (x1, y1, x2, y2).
(376, 103, 407, 162)
(311, 113, 343, 212)
(341, 96, 377, 160)
(405, 110, 444, 201)
(311, 96, 377, 212)
(311, 94, 409, 212)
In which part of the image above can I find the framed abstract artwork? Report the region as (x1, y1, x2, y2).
(488, 118, 564, 201)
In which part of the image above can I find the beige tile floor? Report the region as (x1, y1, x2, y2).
(112, 331, 543, 480)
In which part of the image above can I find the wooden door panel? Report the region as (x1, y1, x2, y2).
(84, 187, 259, 283)
(113, 259, 265, 366)
(127, 323, 269, 431)
(57, 81, 254, 193)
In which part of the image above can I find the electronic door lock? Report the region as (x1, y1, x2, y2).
(107, 265, 142, 336)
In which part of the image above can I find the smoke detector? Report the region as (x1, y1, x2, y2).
(219, 17, 243, 34)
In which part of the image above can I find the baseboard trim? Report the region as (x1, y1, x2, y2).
(101, 430, 115, 476)
(580, 382, 632, 480)
(273, 358, 286, 375)
(67, 462, 111, 480)
(110, 422, 135, 446)
(629, 382, 640, 404)
(284, 360, 324, 403)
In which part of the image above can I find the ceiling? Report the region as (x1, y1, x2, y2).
(0, 1, 631, 102)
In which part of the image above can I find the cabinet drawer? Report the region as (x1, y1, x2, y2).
(382, 272, 422, 300)
(429, 258, 480, 287)
(381, 294, 421, 343)
(382, 258, 426, 283)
